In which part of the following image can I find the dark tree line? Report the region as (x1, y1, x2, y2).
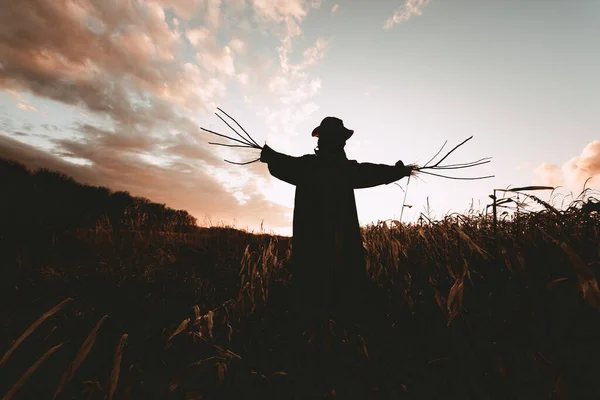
(0, 158, 199, 236)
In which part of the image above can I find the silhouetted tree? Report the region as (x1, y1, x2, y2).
(0, 158, 199, 237)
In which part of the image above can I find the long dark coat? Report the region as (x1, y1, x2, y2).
(261, 144, 410, 325)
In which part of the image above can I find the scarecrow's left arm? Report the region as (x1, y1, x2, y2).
(351, 161, 412, 189)
(260, 144, 307, 186)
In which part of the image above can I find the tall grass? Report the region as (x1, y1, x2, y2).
(1, 193, 599, 399)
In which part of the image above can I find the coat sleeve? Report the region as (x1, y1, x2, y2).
(260, 144, 308, 186)
(349, 161, 411, 189)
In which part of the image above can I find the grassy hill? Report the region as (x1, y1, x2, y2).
(1, 158, 600, 399)
(0, 158, 202, 238)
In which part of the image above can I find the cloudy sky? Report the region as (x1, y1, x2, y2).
(1, 0, 599, 235)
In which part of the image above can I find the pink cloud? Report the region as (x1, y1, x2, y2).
(5, 89, 39, 112)
(186, 28, 212, 47)
(228, 38, 245, 53)
(0, 0, 330, 233)
(261, 37, 328, 141)
(0, 0, 226, 121)
(534, 141, 600, 191)
(533, 162, 564, 187)
(195, 46, 237, 76)
(252, 0, 308, 23)
(384, 0, 431, 29)
(17, 103, 38, 112)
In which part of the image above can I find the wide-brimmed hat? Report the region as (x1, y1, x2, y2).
(311, 117, 354, 140)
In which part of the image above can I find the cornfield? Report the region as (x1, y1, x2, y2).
(1, 192, 599, 399)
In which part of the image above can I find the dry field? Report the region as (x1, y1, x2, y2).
(1, 191, 600, 399)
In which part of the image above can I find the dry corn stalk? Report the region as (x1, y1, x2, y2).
(0, 298, 72, 369)
(2, 343, 64, 400)
(107, 334, 129, 400)
(53, 315, 109, 399)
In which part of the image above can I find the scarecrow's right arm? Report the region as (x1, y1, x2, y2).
(260, 144, 306, 186)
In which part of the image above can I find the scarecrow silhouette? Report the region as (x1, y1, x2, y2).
(203, 111, 493, 397)
(259, 117, 413, 334)
(203, 109, 491, 332)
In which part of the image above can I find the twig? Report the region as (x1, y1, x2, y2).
(201, 128, 253, 147)
(224, 158, 261, 166)
(424, 157, 492, 170)
(214, 113, 259, 148)
(217, 107, 261, 148)
(431, 136, 473, 167)
(204, 108, 264, 166)
(209, 142, 259, 149)
(418, 170, 494, 181)
(431, 160, 491, 170)
(400, 175, 411, 222)
(410, 136, 494, 181)
(393, 183, 405, 193)
(423, 140, 447, 168)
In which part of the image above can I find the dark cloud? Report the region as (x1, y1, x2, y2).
(0, 0, 226, 127)
(0, 0, 222, 172)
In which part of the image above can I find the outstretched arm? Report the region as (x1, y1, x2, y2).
(260, 144, 307, 186)
(350, 160, 412, 189)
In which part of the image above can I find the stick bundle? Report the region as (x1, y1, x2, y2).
(202, 108, 263, 165)
(411, 136, 494, 181)
(203, 109, 493, 181)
